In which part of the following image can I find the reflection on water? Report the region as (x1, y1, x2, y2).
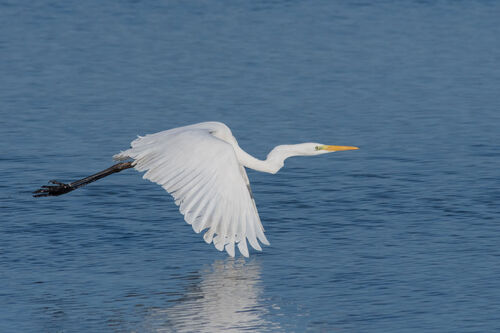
(138, 258, 279, 332)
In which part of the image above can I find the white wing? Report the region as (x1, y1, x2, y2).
(114, 126, 269, 257)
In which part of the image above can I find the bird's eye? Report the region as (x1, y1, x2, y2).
(315, 146, 321, 151)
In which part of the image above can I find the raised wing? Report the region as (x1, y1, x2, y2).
(114, 127, 269, 257)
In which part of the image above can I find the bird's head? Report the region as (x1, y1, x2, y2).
(265, 142, 359, 173)
(291, 143, 359, 156)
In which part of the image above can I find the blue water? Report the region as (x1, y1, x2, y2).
(2, 1, 500, 332)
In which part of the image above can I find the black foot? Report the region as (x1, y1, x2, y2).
(33, 180, 75, 197)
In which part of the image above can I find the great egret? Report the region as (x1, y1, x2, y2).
(34, 121, 358, 257)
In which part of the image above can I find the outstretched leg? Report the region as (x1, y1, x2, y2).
(33, 161, 134, 197)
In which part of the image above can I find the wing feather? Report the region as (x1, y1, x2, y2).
(114, 125, 268, 257)
(189, 184, 218, 232)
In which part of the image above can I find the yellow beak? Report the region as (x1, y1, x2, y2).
(322, 145, 359, 151)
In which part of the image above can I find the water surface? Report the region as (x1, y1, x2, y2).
(1, 1, 500, 332)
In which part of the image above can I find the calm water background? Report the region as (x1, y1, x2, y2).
(1, 1, 500, 332)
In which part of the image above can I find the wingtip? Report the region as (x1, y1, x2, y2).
(203, 230, 214, 244)
(237, 239, 250, 258)
(260, 237, 270, 246)
(225, 242, 235, 257)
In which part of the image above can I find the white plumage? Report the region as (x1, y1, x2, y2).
(113, 121, 358, 257)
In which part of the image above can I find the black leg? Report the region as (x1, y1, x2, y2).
(33, 161, 134, 197)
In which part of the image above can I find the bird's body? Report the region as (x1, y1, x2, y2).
(34, 121, 358, 257)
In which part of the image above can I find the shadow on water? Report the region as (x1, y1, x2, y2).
(136, 258, 279, 332)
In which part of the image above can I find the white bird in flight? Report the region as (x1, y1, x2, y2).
(34, 121, 358, 257)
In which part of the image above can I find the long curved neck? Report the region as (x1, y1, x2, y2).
(233, 145, 297, 174)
